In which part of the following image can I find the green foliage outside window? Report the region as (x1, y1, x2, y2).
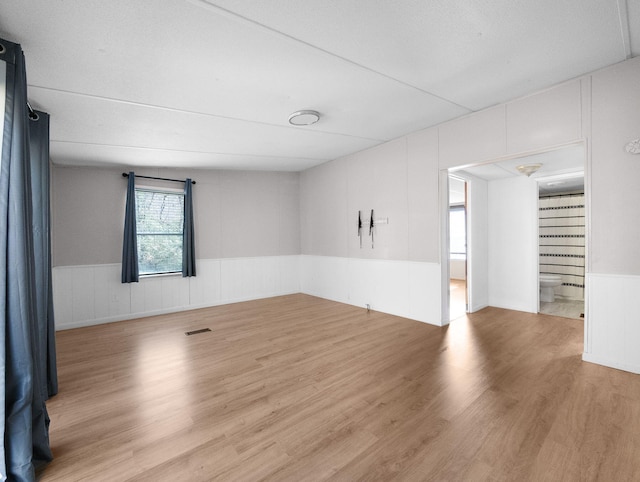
(135, 189, 184, 275)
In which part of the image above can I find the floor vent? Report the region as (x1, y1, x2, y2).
(185, 328, 211, 336)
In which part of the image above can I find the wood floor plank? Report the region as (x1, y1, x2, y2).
(38, 294, 640, 481)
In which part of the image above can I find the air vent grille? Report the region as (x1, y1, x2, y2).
(185, 328, 211, 336)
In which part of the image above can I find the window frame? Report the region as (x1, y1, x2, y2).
(134, 185, 185, 277)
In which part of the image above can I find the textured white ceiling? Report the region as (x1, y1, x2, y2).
(1, 0, 637, 171)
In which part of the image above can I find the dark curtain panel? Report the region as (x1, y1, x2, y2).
(0, 39, 55, 482)
(28, 110, 58, 398)
(182, 179, 196, 277)
(121, 172, 139, 283)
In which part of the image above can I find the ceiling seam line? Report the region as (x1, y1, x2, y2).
(187, 0, 473, 112)
(49, 140, 332, 161)
(28, 84, 386, 143)
(615, 0, 632, 59)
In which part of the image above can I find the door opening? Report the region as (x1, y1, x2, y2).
(449, 175, 467, 321)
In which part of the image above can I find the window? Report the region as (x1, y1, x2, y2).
(135, 188, 184, 275)
(449, 204, 466, 259)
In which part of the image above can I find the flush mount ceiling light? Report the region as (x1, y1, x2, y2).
(288, 110, 320, 126)
(516, 163, 543, 177)
(625, 138, 640, 154)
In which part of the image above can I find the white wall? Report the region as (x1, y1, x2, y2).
(590, 58, 640, 274)
(299, 128, 444, 326)
(439, 106, 507, 168)
(584, 274, 640, 373)
(585, 57, 640, 373)
(300, 256, 440, 324)
(488, 176, 539, 313)
(449, 259, 466, 280)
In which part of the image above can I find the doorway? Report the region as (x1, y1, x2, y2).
(449, 175, 467, 320)
(536, 172, 585, 320)
(441, 143, 587, 325)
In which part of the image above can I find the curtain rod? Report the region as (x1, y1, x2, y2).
(122, 173, 196, 184)
(26, 102, 39, 121)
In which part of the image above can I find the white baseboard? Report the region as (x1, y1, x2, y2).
(468, 303, 489, 314)
(582, 353, 640, 375)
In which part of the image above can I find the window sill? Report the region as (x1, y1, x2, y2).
(139, 271, 182, 279)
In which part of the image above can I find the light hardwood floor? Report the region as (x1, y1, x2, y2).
(39, 294, 640, 481)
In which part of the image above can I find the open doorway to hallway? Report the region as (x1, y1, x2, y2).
(444, 143, 586, 323)
(449, 175, 467, 321)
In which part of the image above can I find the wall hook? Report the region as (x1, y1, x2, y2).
(369, 209, 375, 248)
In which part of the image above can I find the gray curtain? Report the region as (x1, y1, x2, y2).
(182, 179, 196, 277)
(29, 110, 58, 399)
(121, 172, 138, 283)
(1, 38, 56, 482)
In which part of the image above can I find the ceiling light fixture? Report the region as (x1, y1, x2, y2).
(288, 110, 320, 126)
(516, 163, 542, 177)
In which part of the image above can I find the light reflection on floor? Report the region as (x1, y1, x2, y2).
(134, 334, 193, 439)
(450, 279, 467, 321)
